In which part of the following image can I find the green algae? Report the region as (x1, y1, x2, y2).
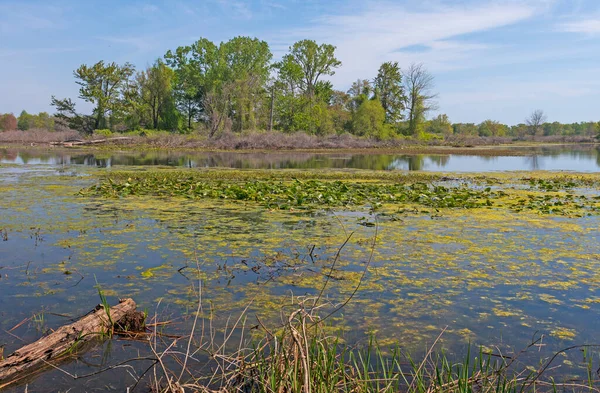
(1, 167, 600, 362)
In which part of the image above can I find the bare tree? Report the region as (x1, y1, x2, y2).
(526, 109, 547, 136)
(403, 63, 438, 136)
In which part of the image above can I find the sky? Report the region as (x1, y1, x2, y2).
(1, 0, 599, 125)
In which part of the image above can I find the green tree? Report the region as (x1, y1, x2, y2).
(347, 79, 372, 112)
(352, 99, 389, 139)
(478, 119, 507, 137)
(18, 110, 32, 130)
(220, 36, 272, 131)
(373, 61, 405, 124)
(32, 112, 55, 130)
(452, 123, 478, 135)
(426, 114, 452, 135)
(273, 40, 340, 134)
(74, 61, 135, 130)
(134, 59, 177, 129)
(403, 63, 437, 136)
(50, 96, 95, 133)
(281, 40, 341, 98)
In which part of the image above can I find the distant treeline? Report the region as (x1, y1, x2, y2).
(0, 36, 599, 139)
(1, 110, 597, 140)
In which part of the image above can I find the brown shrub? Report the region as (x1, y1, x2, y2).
(0, 129, 79, 143)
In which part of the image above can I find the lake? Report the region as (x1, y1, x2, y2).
(1, 145, 600, 391)
(1, 144, 600, 172)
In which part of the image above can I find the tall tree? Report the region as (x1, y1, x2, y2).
(403, 63, 437, 136)
(220, 36, 272, 131)
(373, 61, 405, 124)
(281, 40, 341, 98)
(74, 61, 135, 130)
(135, 59, 176, 129)
(526, 109, 546, 136)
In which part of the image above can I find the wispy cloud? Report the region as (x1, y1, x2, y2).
(275, 1, 542, 86)
(216, 0, 253, 19)
(559, 18, 600, 34)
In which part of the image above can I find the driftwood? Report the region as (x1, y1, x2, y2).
(0, 298, 141, 388)
(50, 136, 133, 146)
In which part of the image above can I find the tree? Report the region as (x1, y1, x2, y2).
(373, 61, 405, 124)
(18, 110, 32, 130)
(403, 63, 437, 136)
(165, 41, 215, 129)
(347, 79, 372, 112)
(273, 40, 340, 134)
(51, 96, 95, 134)
(74, 61, 135, 130)
(134, 59, 177, 129)
(220, 36, 272, 131)
(0, 113, 17, 131)
(452, 123, 478, 136)
(281, 40, 341, 98)
(478, 119, 507, 137)
(426, 114, 452, 135)
(352, 99, 388, 138)
(526, 109, 546, 136)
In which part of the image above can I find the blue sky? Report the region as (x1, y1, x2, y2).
(1, 0, 599, 125)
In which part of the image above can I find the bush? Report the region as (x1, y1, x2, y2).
(94, 129, 113, 137)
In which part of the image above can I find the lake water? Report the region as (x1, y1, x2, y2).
(1, 144, 600, 172)
(1, 145, 600, 391)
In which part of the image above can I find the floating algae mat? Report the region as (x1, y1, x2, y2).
(1, 166, 600, 390)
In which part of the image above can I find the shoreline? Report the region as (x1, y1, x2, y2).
(1, 140, 598, 157)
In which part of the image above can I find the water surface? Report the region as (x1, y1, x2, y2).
(1, 144, 600, 172)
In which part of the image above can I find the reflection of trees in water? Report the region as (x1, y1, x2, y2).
(0, 149, 18, 161)
(4, 145, 600, 170)
(428, 155, 450, 167)
(408, 155, 424, 171)
(526, 155, 540, 170)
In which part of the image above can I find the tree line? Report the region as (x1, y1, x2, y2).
(0, 36, 598, 139)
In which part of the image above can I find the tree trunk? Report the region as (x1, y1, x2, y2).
(0, 298, 141, 389)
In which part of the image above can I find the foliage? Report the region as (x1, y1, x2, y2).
(374, 61, 405, 124)
(280, 39, 341, 98)
(50, 96, 95, 134)
(129, 59, 178, 130)
(82, 169, 600, 216)
(352, 99, 389, 139)
(425, 114, 453, 135)
(74, 61, 135, 130)
(477, 119, 507, 137)
(0, 113, 17, 131)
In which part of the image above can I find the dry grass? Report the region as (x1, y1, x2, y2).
(0, 129, 79, 144)
(1, 129, 597, 151)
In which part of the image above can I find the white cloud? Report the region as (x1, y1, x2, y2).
(276, 1, 542, 87)
(559, 18, 600, 34)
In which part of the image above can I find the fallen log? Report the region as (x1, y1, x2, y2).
(0, 298, 143, 388)
(50, 136, 133, 146)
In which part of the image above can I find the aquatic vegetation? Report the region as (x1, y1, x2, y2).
(3, 166, 600, 390)
(81, 169, 600, 216)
